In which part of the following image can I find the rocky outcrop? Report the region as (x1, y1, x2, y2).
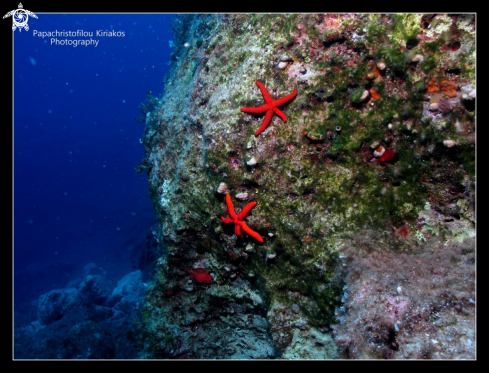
(16, 268, 145, 359)
(78, 275, 112, 305)
(138, 14, 475, 359)
(38, 288, 81, 325)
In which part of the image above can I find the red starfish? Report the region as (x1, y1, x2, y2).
(221, 194, 264, 243)
(241, 81, 297, 136)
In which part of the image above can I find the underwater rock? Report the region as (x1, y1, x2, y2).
(106, 270, 144, 307)
(85, 304, 114, 322)
(65, 321, 115, 359)
(37, 288, 82, 325)
(82, 263, 106, 277)
(78, 275, 112, 306)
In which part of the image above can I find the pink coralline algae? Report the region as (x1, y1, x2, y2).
(386, 297, 408, 321)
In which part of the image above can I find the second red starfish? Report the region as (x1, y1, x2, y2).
(241, 81, 297, 136)
(221, 194, 264, 243)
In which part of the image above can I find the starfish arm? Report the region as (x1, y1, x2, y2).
(225, 194, 237, 219)
(241, 104, 270, 114)
(235, 223, 243, 238)
(237, 201, 257, 221)
(254, 110, 273, 136)
(239, 221, 264, 243)
(273, 88, 298, 107)
(221, 216, 233, 224)
(273, 108, 287, 122)
(256, 81, 274, 104)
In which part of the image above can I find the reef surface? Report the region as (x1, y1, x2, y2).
(136, 14, 475, 359)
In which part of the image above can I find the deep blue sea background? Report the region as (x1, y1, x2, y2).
(14, 14, 174, 320)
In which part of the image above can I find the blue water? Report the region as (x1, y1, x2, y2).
(14, 14, 174, 334)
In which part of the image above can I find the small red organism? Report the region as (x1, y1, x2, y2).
(395, 225, 409, 238)
(427, 78, 457, 98)
(311, 155, 320, 164)
(426, 78, 440, 93)
(379, 148, 394, 163)
(370, 87, 381, 100)
(163, 290, 173, 296)
(366, 65, 381, 79)
(185, 268, 212, 283)
(440, 80, 457, 98)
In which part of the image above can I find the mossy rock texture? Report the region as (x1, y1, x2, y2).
(136, 14, 475, 359)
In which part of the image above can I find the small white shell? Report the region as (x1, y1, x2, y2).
(245, 244, 254, 252)
(248, 272, 255, 278)
(360, 90, 370, 101)
(217, 182, 230, 194)
(377, 60, 386, 70)
(235, 192, 249, 201)
(247, 157, 258, 166)
(267, 253, 276, 259)
(429, 102, 439, 111)
(281, 54, 292, 61)
(276, 61, 289, 70)
(411, 54, 424, 62)
(373, 146, 385, 157)
(443, 139, 455, 148)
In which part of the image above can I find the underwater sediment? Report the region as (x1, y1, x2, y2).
(137, 14, 475, 359)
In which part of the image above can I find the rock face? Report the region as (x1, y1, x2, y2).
(137, 14, 475, 359)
